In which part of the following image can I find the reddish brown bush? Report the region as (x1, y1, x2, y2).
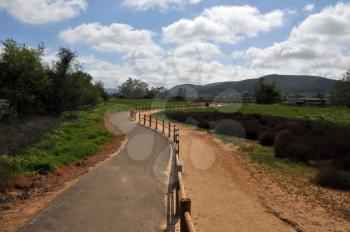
(214, 120, 245, 138)
(274, 129, 294, 158)
(258, 132, 274, 146)
(166, 111, 350, 166)
(314, 168, 350, 190)
(333, 156, 350, 171)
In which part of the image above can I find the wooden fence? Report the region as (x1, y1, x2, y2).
(129, 106, 197, 232)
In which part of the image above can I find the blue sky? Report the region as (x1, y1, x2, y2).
(1, 0, 349, 88)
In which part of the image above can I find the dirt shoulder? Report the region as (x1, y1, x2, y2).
(177, 124, 350, 232)
(0, 112, 126, 232)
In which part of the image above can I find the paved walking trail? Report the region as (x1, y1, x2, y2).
(19, 112, 172, 232)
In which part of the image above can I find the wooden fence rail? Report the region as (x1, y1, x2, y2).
(129, 106, 198, 232)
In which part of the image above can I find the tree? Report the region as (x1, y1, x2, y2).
(330, 70, 350, 107)
(44, 48, 103, 114)
(254, 78, 281, 104)
(118, 78, 149, 99)
(0, 39, 49, 116)
(95, 81, 109, 101)
(144, 87, 167, 99)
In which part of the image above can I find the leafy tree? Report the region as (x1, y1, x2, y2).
(118, 78, 149, 99)
(330, 70, 350, 107)
(44, 48, 103, 114)
(144, 87, 167, 99)
(46, 48, 78, 114)
(0, 39, 49, 116)
(254, 78, 281, 104)
(95, 81, 109, 101)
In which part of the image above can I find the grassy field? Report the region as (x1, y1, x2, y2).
(0, 99, 192, 184)
(180, 103, 350, 126)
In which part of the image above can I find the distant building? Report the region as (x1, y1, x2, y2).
(284, 98, 327, 106)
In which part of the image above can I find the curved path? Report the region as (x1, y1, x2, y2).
(19, 112, 172, 232)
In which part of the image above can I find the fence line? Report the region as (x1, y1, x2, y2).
(129, 105, 198, 232)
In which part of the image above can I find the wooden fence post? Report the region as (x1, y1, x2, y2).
(168, 122, 171, 138)
(180, 198, 191, 232)
(173, 125, 176, 142)
(176, 180, 180, 216)
(162, 120, 165, 134)
(144, 115, 146, 125)
(156, 118, 158, 131)
(138, 113, 141, 123)
(149, 115, 152, 127)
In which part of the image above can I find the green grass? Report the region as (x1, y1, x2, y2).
(0, 99, 193, 183)
(176, 103, 350, 126)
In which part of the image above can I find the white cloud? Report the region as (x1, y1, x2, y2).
(122, 0, 201, 10)
(50, 3, 350, 88)
(286, 7, 298, 16)
(240, 3, 350, 79)
(173, 41, 222, 58)
(0, 0, 87, 24)
(79, 55, 133, 87)
(304, 3, 315, 12)
(162, 5, 284, 44)
(59, 23, 164, 59)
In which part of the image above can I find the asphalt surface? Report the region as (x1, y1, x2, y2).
(19, 112, 172, 232)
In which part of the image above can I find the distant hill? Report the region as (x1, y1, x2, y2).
(168, 75, 337, 99)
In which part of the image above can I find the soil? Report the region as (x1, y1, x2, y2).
(176, 124, 350, 232)
(0, 113, 127, 232)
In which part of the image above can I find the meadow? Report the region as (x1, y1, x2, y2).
(180, 103, 350, 126)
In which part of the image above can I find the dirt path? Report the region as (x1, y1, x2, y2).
(176, 121, 350, 232)
(176, 125, 296, 232)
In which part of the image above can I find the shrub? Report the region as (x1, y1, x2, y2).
(214, 120, 245, 138)
(286, 141, 314, 162)
(167, 111, 350, 166)
(258, 132, 274, 146)
(29, 162, 54, 175)
(274, 129, 294, 158)
(0, 156, 22, 187)
(314, 167, 350, 190)
(333, 156, 350, 171)
(241, 121, 261, 140)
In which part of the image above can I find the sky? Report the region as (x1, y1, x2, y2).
(0, 0, 350, 88)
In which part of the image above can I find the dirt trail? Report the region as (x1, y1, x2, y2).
(176, 124, 350, 232)
(177, 125, 294, 232)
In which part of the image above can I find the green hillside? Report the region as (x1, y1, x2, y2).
(168, 74, 337, 99)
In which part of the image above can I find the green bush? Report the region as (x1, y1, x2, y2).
(0, 156, 23, 186)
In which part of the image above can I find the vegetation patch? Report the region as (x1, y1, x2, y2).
(178, 103, 350, 126)
(0, 116, 64, 155)
(314, 168, 350, 190)
(0, 99, 195, 187)
(165, 110, 350, 190)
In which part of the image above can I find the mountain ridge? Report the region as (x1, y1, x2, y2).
(168, 74, 337, 99)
